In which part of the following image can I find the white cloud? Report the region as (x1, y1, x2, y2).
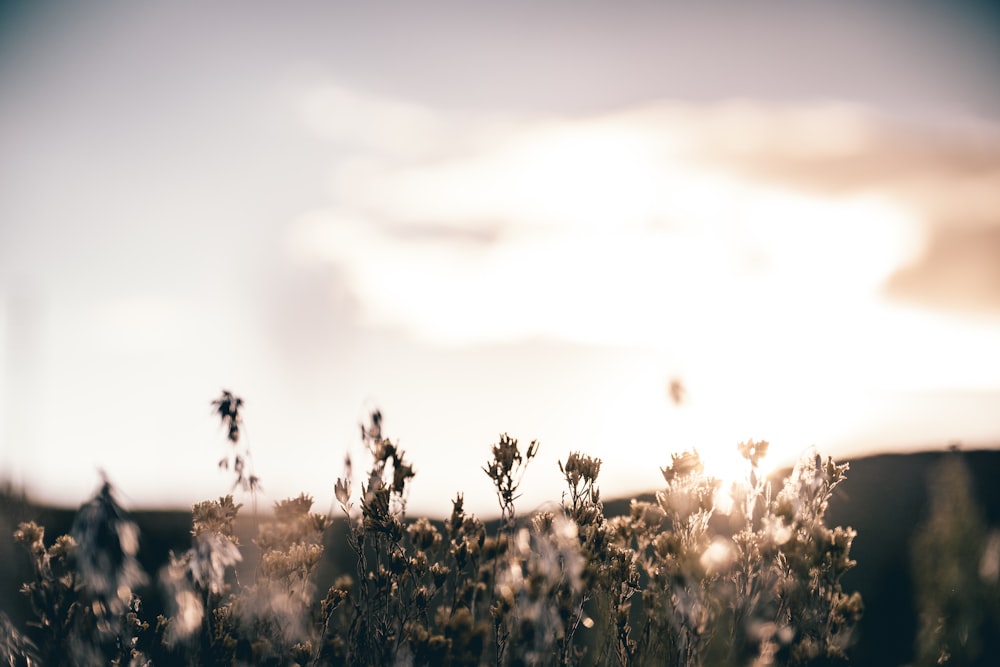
(288, 90, 923, 348)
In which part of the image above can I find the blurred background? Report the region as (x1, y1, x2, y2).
(1, 0, 999, 518)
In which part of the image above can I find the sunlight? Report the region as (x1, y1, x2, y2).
(281, 99, 1000, 513)
(290, 189, 920, 351)
(585, 345, 877, 502)
(500, 123, 662, 231)
(665, 364, 874, 490)
(664, 418, 779, 496)
(289, 100, 925, 352)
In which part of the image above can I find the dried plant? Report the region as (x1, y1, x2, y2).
(4, 393, 863, 666)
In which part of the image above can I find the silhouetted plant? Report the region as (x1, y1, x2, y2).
(212, 390, 260, 495)
(14, 478, 150, 666)
(911, 451, 992, 667)
(5, 392, 863, 666)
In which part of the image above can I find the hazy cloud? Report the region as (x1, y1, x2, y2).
(885, 225, 1000, 315)
(289, 92, 937, 346)
(289, 90, 1000, 339)
(697, 109, 1000, 315)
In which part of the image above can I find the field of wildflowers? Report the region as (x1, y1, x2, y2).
(1, 391, 863, 666)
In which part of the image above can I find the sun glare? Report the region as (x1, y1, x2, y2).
(502, 124, 661, 230)
(286, 104, 968, 507)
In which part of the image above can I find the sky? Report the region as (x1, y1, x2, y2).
(1, 1, 999, 518)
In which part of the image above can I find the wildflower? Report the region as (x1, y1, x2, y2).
(391, 457, 415, 495)
(661, 450, 703, 483)
(212, 390, 261, 493)
(408, 517, 441, 552)
(334, 454, 353, 510)
(362, 409, 382, 442)
(322, 580, 350, 616)
(5, 400, 865, 667)
(737, 438, 769, 469)
(159, 552, 204, 644)
(70, 479, 147, 626)
(429, 562, 450, 588)
(192, 495, 241, 538)
(560, 452, 602, 489)
(484, 434, 539, 528)
(211, 389, 243, 444)
(189, 532, 242, 595)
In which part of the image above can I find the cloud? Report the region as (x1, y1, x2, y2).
(690, 104, 1000, 315)
(290, 88, 931, 347)
(884, 224, 1000, 315)
(701, 105, 1000, 225)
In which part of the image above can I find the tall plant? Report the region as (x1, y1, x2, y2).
(4, 392, 862, 666)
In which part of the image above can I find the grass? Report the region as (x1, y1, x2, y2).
(1, 391, 863, 666)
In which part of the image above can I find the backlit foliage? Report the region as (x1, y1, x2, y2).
(910, 452, 998, 667)
(3, 392, 862, 666)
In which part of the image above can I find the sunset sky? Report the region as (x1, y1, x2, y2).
(1, 1, 999, 517)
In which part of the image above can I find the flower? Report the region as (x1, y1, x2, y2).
(70, 480, 147, 625)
